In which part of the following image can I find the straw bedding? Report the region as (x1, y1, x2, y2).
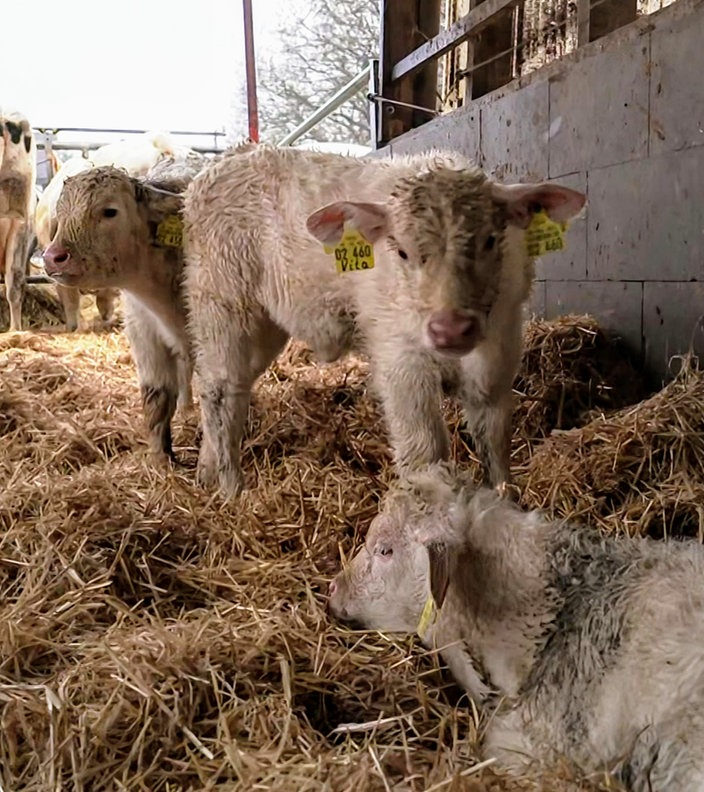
(0, 312, 693, 791)
(0, 284, 65, 332)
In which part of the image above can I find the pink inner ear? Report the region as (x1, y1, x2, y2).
(532, 186, 586, 222)
(496, 183, 586, 227)
(306, 206, 346, 246)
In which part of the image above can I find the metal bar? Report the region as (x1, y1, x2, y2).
(368, 94, 439, 115)
(35, 141, 225, 154)
(391, 0, 520, 82)
(242, 0, 259, 143)
(33, 126, 227, 138)
(368, 58, 381, 149)
(278, 64, 371, 147)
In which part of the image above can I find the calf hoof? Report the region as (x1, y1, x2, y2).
(218, 468, 245, 500)
(196, 456, 218, 488)
(175, 401, 195, 420)
(151, 448, 176, 468)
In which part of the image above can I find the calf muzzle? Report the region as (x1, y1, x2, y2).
(427, 310, 483, 355)
(43, 243, 81, 279)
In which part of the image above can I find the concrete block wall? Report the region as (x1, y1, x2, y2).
(382, 0, 704, 382)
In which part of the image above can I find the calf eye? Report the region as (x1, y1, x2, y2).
(103, 208, 118, 218)
(484, 234, 496, 251)
(397, 249, 408, 261)
(376, 546, 393, 557)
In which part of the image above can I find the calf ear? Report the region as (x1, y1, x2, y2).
(306, 201, 389, 246)
(427, 541, 450, 610)
(491, 182, 586, 228)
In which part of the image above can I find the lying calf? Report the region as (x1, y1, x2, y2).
(329, 464, 704, 790)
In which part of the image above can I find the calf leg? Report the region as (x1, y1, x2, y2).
(56, 284, 81, 332)
(175, 352, 194, 412)
(95, 288, 118, 324)
(374, 349, 450, 470)
(461, 387, 513, 487)
(5, 221, 26, 331)
(195, 312, 287, 498)
(124, 300, 179, 461)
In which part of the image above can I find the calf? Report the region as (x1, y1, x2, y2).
(329, 464, 704, 790)
(42, 156, 207, 460)
(184, 146, 585, 498)
(0, 110, 36, 331)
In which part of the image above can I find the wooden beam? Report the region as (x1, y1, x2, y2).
(391, 0, 520, 82)
(379, 0, 442, 146)
(576, 0, 591, 46)
(470, 3, 516, 99)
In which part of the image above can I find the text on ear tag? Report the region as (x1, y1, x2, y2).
(156, 215, 184, 248)
(324, 228, 375, 274)
(525, 209, 568, 257)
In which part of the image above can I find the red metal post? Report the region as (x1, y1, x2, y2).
(242, 0, 259, 143)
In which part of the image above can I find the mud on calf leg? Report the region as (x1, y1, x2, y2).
(463, 390, 513, 487)
(6, 271, 24, 331)
(141, 384, 178, 460)
(6, 225, 27, 331)
(196, 381, 248, 498)
(376, 358, 451, 470)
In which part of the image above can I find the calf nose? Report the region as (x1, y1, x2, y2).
(427, 310, 480, 353)
(43, 243, 71, 273)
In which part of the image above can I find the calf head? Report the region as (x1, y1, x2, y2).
(329, 463, 473, 633)
(43, 166, 183, 289)
(307, 167, 585, 356)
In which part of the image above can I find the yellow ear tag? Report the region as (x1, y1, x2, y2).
(323, 227, 375, 274)
(416, 594, 437, 638)
(156, 215, 184, 248)
(525, 209, 568, 257)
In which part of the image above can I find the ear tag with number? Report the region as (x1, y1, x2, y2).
(156, 215, 184, 248)
(323, 225, 375, 274)
(525, 209, 568, 257)
(416, 594, 438, 639)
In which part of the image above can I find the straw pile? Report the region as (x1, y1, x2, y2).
(520, 356, 704, 539)
(0, 313, 671, 791)
(514, 315, 646, 443)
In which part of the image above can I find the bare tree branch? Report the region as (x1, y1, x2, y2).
(257, 0, 378, 145)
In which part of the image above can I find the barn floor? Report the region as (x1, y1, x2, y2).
(0, 315, 701, 791)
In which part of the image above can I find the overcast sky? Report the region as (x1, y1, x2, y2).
(2, 0, 293, 136)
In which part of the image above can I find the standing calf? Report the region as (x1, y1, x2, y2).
(0, 110, 36, 331)
(329, 463, 704, 791)
(184, 146, 585, 498)
(42, 156, 207, 460)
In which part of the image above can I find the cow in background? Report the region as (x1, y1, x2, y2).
(0, 109, 36, 331)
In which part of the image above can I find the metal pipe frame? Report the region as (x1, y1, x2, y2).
(278, 63, 372, 147)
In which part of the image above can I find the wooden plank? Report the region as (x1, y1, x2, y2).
(590, 0, 637, 41)
(379, 0, 441, 146)
(391, 0, 520, 82)
(379, 0, 417, 142)
(577, 0, 591, 46)
(470, 4, 516, 98)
